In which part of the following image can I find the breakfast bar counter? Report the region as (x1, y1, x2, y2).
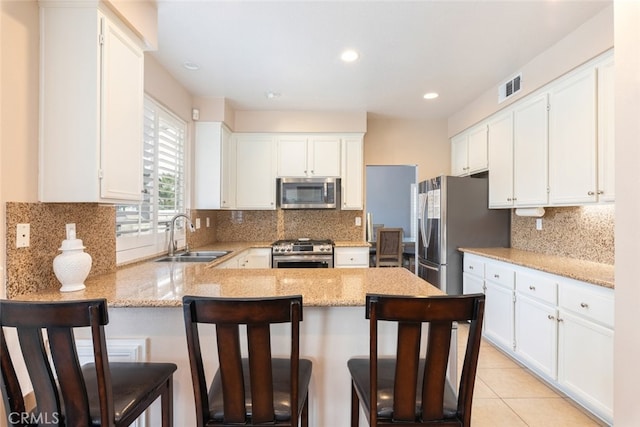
(12, 256, 442, 427)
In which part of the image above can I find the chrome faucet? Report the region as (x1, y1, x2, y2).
(168, 213, 195, 256)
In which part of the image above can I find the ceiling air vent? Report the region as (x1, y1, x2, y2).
(498, 73, 522, 103)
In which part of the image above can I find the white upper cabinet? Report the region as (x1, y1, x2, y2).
(341, 135, 364, 210)
(193, 122, 232, 209)
(513, 93, 549, 207)
(548, 67, 597, 205)
(276, 135, 341, 177)
(596, 53, 615, 203)
(235, 134, 276, 209)
(487, 111, 514, 208)
(39, 5, 144, 203)
(451, 125, 488, 176)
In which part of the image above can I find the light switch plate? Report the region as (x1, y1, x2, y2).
(16, 223, 30, 248)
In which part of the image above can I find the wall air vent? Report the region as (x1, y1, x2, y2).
(498, 73, 522, 103)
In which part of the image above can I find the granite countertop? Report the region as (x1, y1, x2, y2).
(15, 242, 439, 307)
(459, 247, 614, 289)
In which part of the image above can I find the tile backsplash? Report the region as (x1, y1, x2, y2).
(4, 202, 612, 298)
(511, 205, 614, 264)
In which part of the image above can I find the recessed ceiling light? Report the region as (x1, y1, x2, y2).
(423, 92, 439, 100)
(183, 61, 200, 71)
(341, 49, 359, 62)
(265, 91, 281, 99)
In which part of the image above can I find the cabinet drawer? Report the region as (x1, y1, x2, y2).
(485, 262, 515, 289)
(334, 248, 369, 267)
(559, 280, 614, 328)
(516, 271, 557, 305)
(463, 256, 484, 278)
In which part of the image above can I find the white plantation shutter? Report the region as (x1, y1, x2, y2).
(116, 96, 186, 262)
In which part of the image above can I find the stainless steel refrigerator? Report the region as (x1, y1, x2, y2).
(418, 175, 510, 294)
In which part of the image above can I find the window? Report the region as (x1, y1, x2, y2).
(116, 96, 187, 264)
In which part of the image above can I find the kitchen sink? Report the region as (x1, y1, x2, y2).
(155, 250, 231, 263)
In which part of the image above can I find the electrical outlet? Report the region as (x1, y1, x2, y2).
(206, 217, 210, 227)
(536, 218, 543, 230)
(355, 216, 362, 226)
(195, 218, 201, 229)
(16, 223, 30, 248)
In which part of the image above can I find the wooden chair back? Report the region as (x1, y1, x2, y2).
(0, 299, 114, 426)
(376, 228, 404, 267)
(366, 293, 484, 425)
(182, 295, 307, 427)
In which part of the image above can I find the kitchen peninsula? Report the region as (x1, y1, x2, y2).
(12, 245, 443, 427)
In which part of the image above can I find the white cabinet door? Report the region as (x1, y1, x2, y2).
(276, 135, 308, 177)
(463, 273, 484, 295)
(467, 125, 488, 174)
(597, 54, 615, 203)
(558, 309, 613, 422)
(39, 6, 144, 203)
(309, 136, 341, 177)
(194, 122, 225, 209)
(235, 135, 276, 209)
(451, 133, 468, 176)
(548, 68, 597, 205)
(487, 111, 514, 208)
(276, 135, 341, 177)
(238, 248, 271, 268)
(515, 295, 558, 379)
(341, 136, 364, 210)
(334, 247, 369, 268)
(220, 126, 235, 208)
(100, 17, 144, 201)
(484, 280, 514, 351)
(513, 93, 549, 207)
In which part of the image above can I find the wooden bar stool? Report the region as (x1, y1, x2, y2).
(348, 293, 485, 426)
(0, 299, 177, 426)
(182, 295, 312, 427)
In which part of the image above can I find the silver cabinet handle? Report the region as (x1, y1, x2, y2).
(598, 190, 604, 195)
(580, 302, 589, 309)
(494, 274, 500, 279)
(469, 265, 474, 270)
(529, 285, 536, 291)
(547, 314, 555, 320)
(588, 191, 595, 196)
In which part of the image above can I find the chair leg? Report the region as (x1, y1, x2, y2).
(301, 393, 309, 427)
(161, 377, 174, 427)
(351, 382, 360, 427)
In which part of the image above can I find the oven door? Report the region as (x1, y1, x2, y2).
(272, 254, 333, 268)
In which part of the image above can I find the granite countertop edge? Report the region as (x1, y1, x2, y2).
(458, 247, 614, 289)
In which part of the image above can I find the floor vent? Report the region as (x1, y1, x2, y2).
(498, 73, 522, 103)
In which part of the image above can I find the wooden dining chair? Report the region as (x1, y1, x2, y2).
(348, 293, 485, 426)
(182, 295, 312, 427)
(375, 228, 404, 267)
(0, 299, 177, 427)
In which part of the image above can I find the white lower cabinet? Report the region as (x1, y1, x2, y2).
(334, 247, 369, 268)
(483, 261, 515, 350)
(216, 248, 271, 269)
(463, 253, 613, 425)
(557, 279, 614, 422)
(514, 271, 558, 380)
(237, 248, 271, 269)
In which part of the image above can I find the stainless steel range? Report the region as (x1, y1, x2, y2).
(271, 238, 334, 268)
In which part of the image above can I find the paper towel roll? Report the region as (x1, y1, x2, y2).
(515, 207, 545, 217)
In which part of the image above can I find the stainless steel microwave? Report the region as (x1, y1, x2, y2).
(277, 177, 339, 209)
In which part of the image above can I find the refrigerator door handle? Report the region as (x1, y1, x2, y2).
(420, 193, 428, 248)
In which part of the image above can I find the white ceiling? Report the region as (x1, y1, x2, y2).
(152, 0, 611, 120)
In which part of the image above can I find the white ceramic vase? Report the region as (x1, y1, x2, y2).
(53, 239, 92, 292)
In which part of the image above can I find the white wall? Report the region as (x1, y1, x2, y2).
(613, 2, 640, 426)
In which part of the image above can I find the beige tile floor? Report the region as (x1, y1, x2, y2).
(457, 323, 606, 427)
